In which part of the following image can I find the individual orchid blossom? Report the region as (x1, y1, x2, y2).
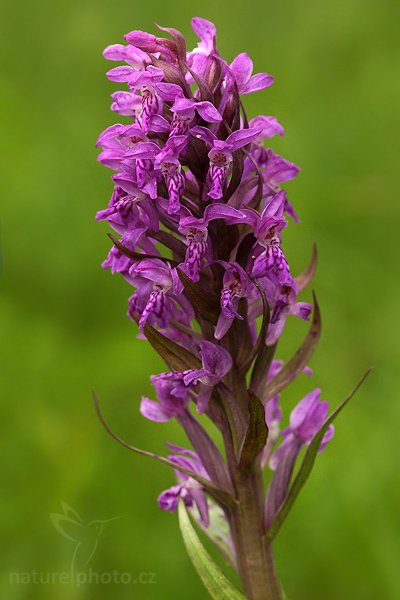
(265, 389, 335, 529)
(262, 149, 300, 194)
(103, 43, 149, 69)
(150, 341, 232, 414)
(110, 91, 142, 118)
(186, 17, 217, 80)
(127, 135, 188, 214)
(178, 203, 252, 282)
(215, 261, 255, 340)
(106, 65, 166, 130)
(190, 126, 261, 199)
(140, 377, 190, 423)
(127, 259, 190, 330)
(170, 97, 222, 137)
(158, 444, 210, 526)
(124, 29, 178, 62)
(269, 388, 335, 472)
(227, 52, 275, 95)
(96, 17, 367, 600)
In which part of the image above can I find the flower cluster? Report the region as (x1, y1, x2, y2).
(96, 17, 337, 598)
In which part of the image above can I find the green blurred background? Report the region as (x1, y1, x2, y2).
(1, 0, 399, 598)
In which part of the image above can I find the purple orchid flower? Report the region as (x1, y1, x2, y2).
(190, 126, 261, 200)
(96, 20, 348, 598)
(128, 135, 188, 214)
(170, 97, 222, 137)
(110, 91, 142, 117)
(106, 65, 166, 130)
(265, 278, 312, 345)
(152, 341, 232, 413)
(140, 377, 190, 423)
(158, 444, 210, 526)
(227, 52, 274, 95)
(186, 17, 217, 81)
(265, 389, 334, 528)
(96, 125, 156, 196)
(124, 29, 177, 63)
(178, 203, 251, 282)
(240, 191, 293, 287)
(270, 388, 334, 471)
(103, 43, 149, 69)
(249, 115, 285, 140)
(243, 116, 285, 176)
(261, 360, 313, 467)
(128, 259, 191, 330)
(262, 149, 300, 193)
(96, 184, 159, 237)
(215, 261, 255, 340)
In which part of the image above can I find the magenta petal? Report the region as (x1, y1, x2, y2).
(190, 125, 217, 146)
(230, 52, 254, 88)
(106, 65, 136, 82)
(140, 397, 172, 422)
(241, 72, 275, 94)
(195, 101, 222, 123)
(200, 341, 232, 379)
(157, 484, 183, 511)
(191, 17, 216, 50)
(124, 30, 157, 50)
(226, 128, 261, 151)
(215, 312, 234, 340)
(249, 115, 284, 138)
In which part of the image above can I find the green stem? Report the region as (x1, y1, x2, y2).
(229, 464, 283, 600)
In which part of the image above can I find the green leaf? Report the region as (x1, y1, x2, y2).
(178, 502, 246, 600)
(107, 233, 176, 265)
(177, 268, 220, 323)
(130, 316, 202, 371)
(237, 391, 268, 470)
(265, 369, 373, 540)
(189, 501, 237, 570)
(249, 342, 277, 398)
(240, 279, 270, 373)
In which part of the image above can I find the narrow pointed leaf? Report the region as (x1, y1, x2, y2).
(265, 369, 372, 540)
(149, 229, 187, 259)
(296, 244, 318, 292)
(263, 293, 321, 402)
(240, 279, 270, 372)
(223, 150, 244, 203)
(149, 55, 189, 90)
(241, 149, 263, 209)
(108, 233, 177, 266)
(156, 24, 188, 75)
(250, 342, 277, 398)
(178, 502, 246, 600)
(187, 66, 214, 102)
(177, 268, 220, 323)
(179, 411, 234, 493)
(131, 315, 201, 371)
(229, 299, 254, 368)
(237, 391, 268, 470)
(189, 502, 237, 569)
(93, 392, 235, 507)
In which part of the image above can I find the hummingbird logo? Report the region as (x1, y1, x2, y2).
(50, 502, 121, 586)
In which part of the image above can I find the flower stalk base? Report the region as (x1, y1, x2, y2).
(229, 465, 283, 600)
